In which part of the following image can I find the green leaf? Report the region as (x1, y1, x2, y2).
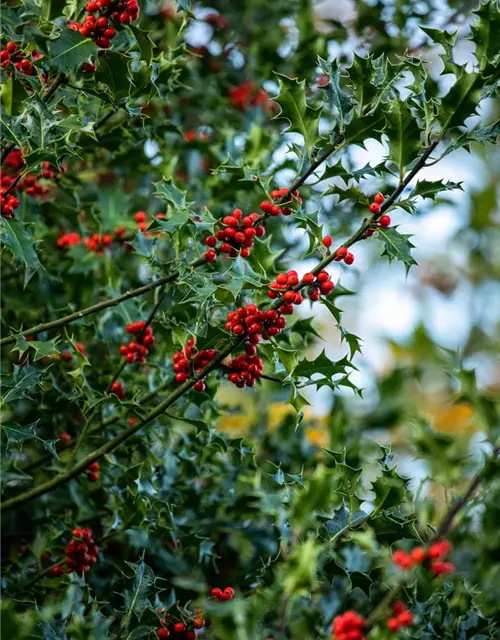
(2, 421, 41, 449)
(1, 364, 43, 406)
(122, 560, 157, 624)
(273, 73, 322, 160)
(13, 338, 61, 361)
(385, 100, 421, 175)
(129, 25, 155, 66)
(471, 1, 500, 65)
(323, 182, 370, 205)
(1, 218, 43, 286)
(154, 179, 187, 209)
(97, 186, 129, 230)
(410, 179, 463, 200)
(318, 57, 353, 133)
(378, 227, 417, 274)
(344, 110, 386, 147)
(48, 29, 96, 72)
(1, 75, 29, 116)
(294, 350, 352, 379)
(155, 210, 191, 234)
(96, 52, 131, 101)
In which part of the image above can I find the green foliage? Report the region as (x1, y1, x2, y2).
(1, 0, 500, 639)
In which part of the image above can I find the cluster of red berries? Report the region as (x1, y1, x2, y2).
(332, 610, 366, 640)
(322, 236, 355, 264)
(0, 187, 20, 219)
(0, 41, 38, 74)
(86, 461, 100, 482)
(386, 601, 414, 633)
(267, 269, 335, 303)
(119, 320, 155, 364)
(225, 304, 287, 341)
(172, 338, 216, 392)
(157, 609, 211, 639)
(204, 209, 265, 262)
(392, 539, 454, 576)
(52, 528, 98, 577)
(304, 270, 335, 300)
(134, 210, 166, 235)
(111, 380, 126, 399)
(260, 187, 302, 217)
(226, 353, 263, 388)
(228, 81, 272, 112)
(69, 0, 139, 52)
(211, 586, 235, 601)
(57, 232, 81, 249)
(368, 193, 390, 228)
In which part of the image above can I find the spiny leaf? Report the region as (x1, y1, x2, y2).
(129, 25, 155, 66)
(294, 350, 352, 379)
(318, 57, 354, 133)
(471, 0, 500, 65)
(385, 100, 422, 175)
(1, 218, 44, 286)
(273, 73, 322, 160)
(48, 29, 96, 71)
(1, 364, 44, 406)
(410, 179, 463, 200)
(378, 227, 417, 274)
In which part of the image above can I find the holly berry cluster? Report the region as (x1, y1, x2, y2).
(226, 352, 263, 388)
(0, 187, 20, 219)
(52, 528, 98, 577)
(119, 320, 155, 364)
(267, 268, 335, 304)
(0, 41, 37, 74)
(204, 209, 265, 262)
(260, 187, 302, 217)
(57, 232, 81, 249)
(332, 610, 366, 640)
(86, 461, 100, 482)
(134, 209, 166, 235)
(172, 338, 216, 392)
(228, 81, 272, 112)
(210, 586, 235, 601)
(392, 539, 454, 576)
(386, 601, 414, 633)
(157, 608, 211, 639)
(69, 0, 139, 52)
(111, 380, 126, 398)
(59, 341, 88, 361)
(367, 193, 391, 230)
(225, 304, 287, 340)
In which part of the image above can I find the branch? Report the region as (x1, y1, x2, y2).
(1, 139, 439, 513)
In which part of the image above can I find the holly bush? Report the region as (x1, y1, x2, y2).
(1, 0, 500, 639)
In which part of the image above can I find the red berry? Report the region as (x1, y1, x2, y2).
(185, 633, 196, 640)
(193, 617, 205, 629)
(369, 202, 380, 214)
(344, 252, 354, 265)
(392, 601, 406, 615)
(88, 461, 99, 471)
(374, 192, 385, 204)
(320, 280, 334, 294)
(6, 42, 17, 53)
(205, 235, 216, 247)
(211, 587, 222, 598)
(397, 611, 414, 626)
(410, 547, 426, 563)
(97, 16, 108, 28)
(387, 618, 400, 632)
(223, 215, 238, 227)
(379, 215, 391, 228)
(119, 11, 132, 23)
(302, 272, 315, 284)
(283, 290, 296, 303)
(59, 432, 72, 444)
(51, 565, 63, 577)
(431, 560, 454, 575)
(86, 1, 99, 11)
(87, 471, 99, 482)
(193, 380, 205, 392)
(157, 629, 170, 639)
(205, 249, 217, 262)
(322, 235, 333, 247)
(176, 372, 188, 383)
(173, 623, 186, 633)
(335, 247, 348, 260)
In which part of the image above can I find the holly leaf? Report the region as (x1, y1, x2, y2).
(378, 227, 417, 274)
(1, 218, 43, 286)
(154, 179, 188, 209)
(410, 179, 463, 200)
(96, 52, 131, 101)
(1, 75, 29, 116)
(273, 73, 322, 160)
(48, 29, 96, 71)
(385, 100, 421, 175)
(1, 364, 43, 406)
(294, 350, 352, 379)
(129, 25, 155, 66)
(318, 57, 353, 133)
(122, 560, 158, 623)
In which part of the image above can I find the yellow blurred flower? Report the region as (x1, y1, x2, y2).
(423, 402, 475, 434)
